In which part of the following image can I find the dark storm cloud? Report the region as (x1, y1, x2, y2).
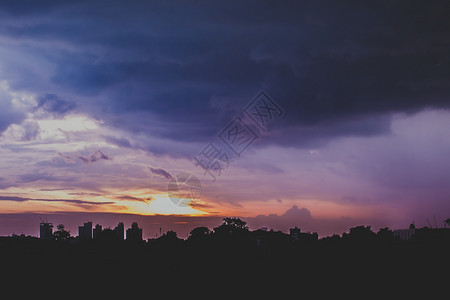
(1, 0, 449, 152)
(36, 94, 77, 116)
(0, 86, 27, 133)
(19, 121, 40, 141)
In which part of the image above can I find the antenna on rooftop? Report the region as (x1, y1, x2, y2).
(39, 216, 50, 224)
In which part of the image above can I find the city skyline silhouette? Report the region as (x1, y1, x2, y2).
(1, 0, 450, 294)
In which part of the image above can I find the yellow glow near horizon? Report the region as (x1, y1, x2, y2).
(0, 184, 210, 216)
(122, 194, 208, 216)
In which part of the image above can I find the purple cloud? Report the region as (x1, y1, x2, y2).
(78, 150, 112, 164)
(0, 195, 114, 206)
(0, 85, 26, 133)
(58, 150, 112, 165)
(104, 135, 132, 148)
(59, 152, 76, 164)
(245, 206, 392, 237)
(36, 93, 76, 116)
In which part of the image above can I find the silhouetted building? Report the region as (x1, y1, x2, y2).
(113, 222, 124, 240)
(40, 222, 53, 240)
(290, 227, 301, 241)
(290, 227, 318, 242)
(78, 222, 92, 240)
(93, 224, 102, 239)
(254, 231, 267, 248)
(126, 222, 143, 242)
(299, 231, 319, 242)
(393, 224, 416, 241)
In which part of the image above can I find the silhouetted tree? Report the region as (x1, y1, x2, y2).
(223, 217, 248, 230)
(53, 224, 70, 241)
(188, 226, 210, 241)
(377, 227, 394, 243)
(214, 217, 249, 235)
(445, 219, 450, 227)
(164, 230, 178, 239)
(347, 225, 376, 242)
(151, 230, 184, 249)
(321, 234, 341, 243)
(154, 230, 180, 242)
(212, 218, 252, 253)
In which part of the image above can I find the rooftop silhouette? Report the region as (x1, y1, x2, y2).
(31, 217, 450, 247)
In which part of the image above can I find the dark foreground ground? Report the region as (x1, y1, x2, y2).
(2, 229, 450, 296)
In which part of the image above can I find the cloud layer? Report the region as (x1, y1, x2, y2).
(0, 1, 449, 151)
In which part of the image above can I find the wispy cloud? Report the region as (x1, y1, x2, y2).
(19, 173, 61, 183)
(116, 195, 154, 203)
(58, 150, 112, 165)
(103, 135, 133, 148)
(0, 196, 29, 202)
(58, 152, 76, 164)
(0, 195, 114, 206)
(149, 167, 172, 180)
(78, 150, 112, 164)
(68, 192, 104, 197)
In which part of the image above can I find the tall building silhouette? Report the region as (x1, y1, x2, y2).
(93, 224, 102, 239)
(40, 222, 53, 240)
(78, 222, 92, 240)
(126, 222, 143, 241)
(113, 222, 124, 240)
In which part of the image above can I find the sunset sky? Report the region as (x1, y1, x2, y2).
(1, 1, 450, 238)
